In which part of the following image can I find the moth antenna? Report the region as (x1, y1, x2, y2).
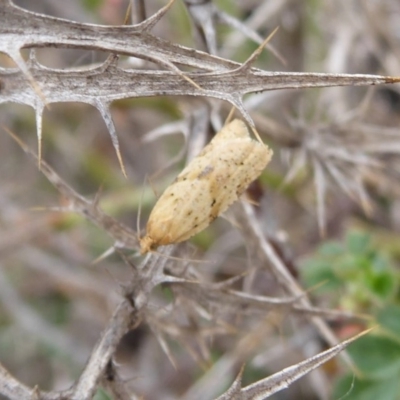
(236, 26, 280, 72)
(137, 176, 147, 245)
(148, 159, 177, 182)
(147, 173, 160, 199)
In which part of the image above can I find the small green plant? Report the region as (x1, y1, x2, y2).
(301, 230, 400, 399)
(302, 231, 398, 311)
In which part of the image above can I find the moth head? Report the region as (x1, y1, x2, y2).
(139, 235, 156, 255)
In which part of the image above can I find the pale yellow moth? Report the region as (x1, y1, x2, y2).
(140, 119, 273, 254)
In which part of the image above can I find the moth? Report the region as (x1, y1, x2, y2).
(140, 119, 273, 254)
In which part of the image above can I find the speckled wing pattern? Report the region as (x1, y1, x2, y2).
(140, 119, 273, 254)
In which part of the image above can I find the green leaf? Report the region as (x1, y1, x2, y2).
(372, 253, 392, 271)
(333, 374, 400, 400)
(301, 259, 342, 293)
(362, 255, 396, 299)
(347, 335, 400, 379)
(82, 0, 104, 11)
(93, 388, 111, 400)
(317, 240, 344, 256)
(365, 271, 395, 300)
(377, 305, 400, 338)
(335, 253, 363, 278)
(347, 232, 371, 255)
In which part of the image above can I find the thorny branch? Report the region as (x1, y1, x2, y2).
(1, 0, 399, 158)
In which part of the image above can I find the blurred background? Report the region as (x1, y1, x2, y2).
(1, 0, 400, 399)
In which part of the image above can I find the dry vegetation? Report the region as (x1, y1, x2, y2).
(1, 0, 400, 399)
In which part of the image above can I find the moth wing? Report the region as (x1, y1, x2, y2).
(175, 121, 258, 183)
(193, 119, 250, 161)
(169, 138, 272, 239)
(210, 119, 249, 143)
(145, 179, 215, 245)
(204, 139, 272, 217)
